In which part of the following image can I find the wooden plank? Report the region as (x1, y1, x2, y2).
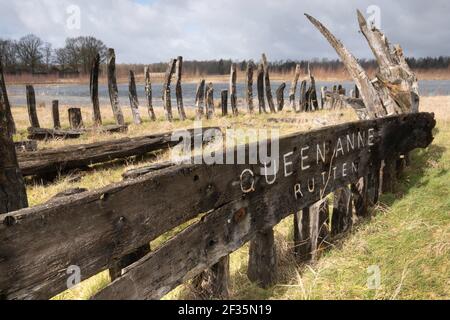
(14, 140, 38, 153)
(90, 53, 102, 126)
(0, 58, 16, 136)
(247, 228, 277, 289)
(107, 48, 125, 126)
(256, 64, 265, 114)
(122, 161, 175, 180)
(229, 63, 238, 115)
(26, 85, 40, 128)
(175, 56, 187, 121)
(128, 70, 142, 125)
(261, 53, 276, 113)
(27, 125, 127, 141)
(162, 59, 176, 122)
(68, 108, 84, 129)
(19, 128, 213, 177)
(0, 113, 435, 300)
(52, 100, 61, 129)
(144, 67, 156, 121)
(246, 63, 254, 113)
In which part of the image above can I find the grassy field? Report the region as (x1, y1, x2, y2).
(10, 96, 449, 300)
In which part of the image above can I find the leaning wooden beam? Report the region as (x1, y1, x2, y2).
(107, 48, 125, 126)
(246, 62, 254, 113)
(0, 113, 434, 300)
(144, 66, 156, 121)
(26, 85, 40, 128)
(276, 82, 286, 111)
(90, 53, 102, 126)
(0, 86, 28, 214)
(261, 53, 276, 113)
(256, 64, 266, 113)
(229, 63, 238, 115)
(162, 59, 177, 122)
(128, 70, 142, 125)
(195, 80, 206, 119)
(175, 56, 187, 121)
(27, 125, 127, 141)
(248, 228, 277, 289)
(0, 58, 16, 136)
(19, 127, 215, 177)
(289, 64, 301, 111)
(51, 100, 60, 129)
(68, 107, 84, 130)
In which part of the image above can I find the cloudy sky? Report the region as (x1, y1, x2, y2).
(1, 0, 449, 63)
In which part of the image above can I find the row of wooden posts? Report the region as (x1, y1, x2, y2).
(14, 50, 355, 137)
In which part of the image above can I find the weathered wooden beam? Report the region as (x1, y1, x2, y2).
(221, 90, 228, 116)
(261, 53, 276, 113)
(144, 66, 156, 121)
(256, 63, 266, 114)
(26, 85, 40, 128)
(246, 62, 254, 113)
(351, 177, 369, 218)
(289, 64, 301, 111)
(331, 187, 353, 236)
(0, 113, 434, 300)
(128, 70, 142, 125)
(229, 63, 238, 116)
(68, 108, 84, 130)
(276, 83, 286, 111)
(195, 80, 206, 119)
(26, 125, 127, 141)
(14, 140, 38, 153)
(0, 86, 28, 214)
(205, 82, 214, 120)
(122, 161, 175, 180)
(175, 56, 187, 121)
(247, 228, 277, 289)
(107, 48, 125, 126)
(299, 80, 307, 112)
(192, 256, 230, 299)
(51, 100, 60, 129)
(0, 58, 16, 136)
(162, 59, 177, 122)
(90, 53, 102, 126)
(309, 75, 319, 111)
(19, 128, 213, 177)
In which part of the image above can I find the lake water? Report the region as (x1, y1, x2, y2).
(6, 79, 450, 108)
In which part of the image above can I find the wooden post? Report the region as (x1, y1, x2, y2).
(0, 88, 28, 214)
(90, 53, 102, 126)
(26, 85, 40, 128)
(144, 66, 156, 121)
(354, 85, 360, 99)
(52, 100, 60, 129)
(162, 59, 176, 122)
(68, 108, 84, 130)
(109, 244, 151, 281)
(195, 80, 206, 119)
(256, 63, 266, 114)
(320, 86, 326, 109)
(128, 70, 142, 125)
(192, 256, 230, 299)
(229, 63, 238, 116)
(221, 90, 228, 116)
(247, 228, 277, 288)
(351, 177, 369, 218)
(246, 63, 254, 113)
(276, 83, 286, 111)
(289, 64, 301, 111)
(175, 56, 187, 121)
(331, 187, 353, 236)
(381, 156, 396, 193)
(0, 58, 16, 136)
(367, 161, 381, 206)
(317, 199, 330, 250)
(309, 75, 319, 111)
(299, 80, 307, 112)
(107, 49, 125, 126)
(205, 82, 214, 120)
(261, 53, 276, 113)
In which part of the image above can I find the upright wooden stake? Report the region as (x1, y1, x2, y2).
(320, 86, 327, 109)
(107, 49, 125, 126)
(247, 228, 277, 288)
(317, 199, 330, 250)
(246, 63, 254, 113)
(128, 70, 142, 125)
(162, 59, 177, 122)
(289, 64, 301, 111)
(68, 108, 84, 130)
(0, 91, 28, 213)
(299, 80, 307, 112)
(192, 256, 230, 299)
(221, 90, 228, 116)
(26, 85, 40, 128)
(256, 64, 266, 114)
(0, 59, 16, 136)
(276, 83, 286, 111)
(351, 177, 369, 218)
(294, 200, 324, 262)
(261, 53, 276, 113)
(144, 66, 156, 121)
(52, 100, 60, 129)
(90, 53, 102, 126)
(229, 63, 238, 116)
(205, 82, 214, 120)
(309, 75, 319, 111)
(331, 187, 353, 236)
(381, 156, 396, 193)
(195, 80, 206, 119)
(175, 56, 187, 121)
